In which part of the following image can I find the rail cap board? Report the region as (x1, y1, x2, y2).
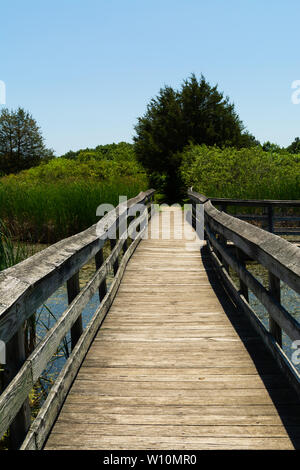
(0, 189, 155, 344)
(188, 190, 300, 295)
(209, 196, 300, 207)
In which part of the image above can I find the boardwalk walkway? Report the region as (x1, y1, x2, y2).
(45, 208, 300, 450)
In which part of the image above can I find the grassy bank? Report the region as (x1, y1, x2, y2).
(0, 177, 148, 243)
(0, 145, 148, 243)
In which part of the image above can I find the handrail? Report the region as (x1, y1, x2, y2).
(204, 195, 300, 235)
(0, 189, 154, 344)
(209, 196, 300, 207)
(0, 188, 155, 449)
(187, 189, 300, 398)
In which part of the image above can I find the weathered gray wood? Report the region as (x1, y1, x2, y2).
(189, 189, 299, 401)
(209, 196, 300, 208)
(95, 248, 107, 301)
(67, 272, 83, 350)
(205, 225, 300, 342)
(235, 246, 249, 301)
(219, 234, 229, 273)
(42, 209, 300, 451)
(3, 329, 31, 449)
(0, 195, 152, 444)
(0, 359, 33, 447)
(2, 188, 299, 450)
(269, 272, 282, 346)
(110, 239, 119, 275)
(268, 206, 274, 233)
(21, 219, 147, 450)
(206, 240, 300, 400)
(0, 189, 155, 344)
(188, 190, 300, 295)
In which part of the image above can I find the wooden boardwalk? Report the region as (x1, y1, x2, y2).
(45, 208, 300, 450)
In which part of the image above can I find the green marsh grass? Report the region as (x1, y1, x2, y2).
(0, 176, 148, 243)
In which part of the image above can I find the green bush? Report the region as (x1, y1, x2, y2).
(0, 143, 148, 243)
(180, 144, 300, 200)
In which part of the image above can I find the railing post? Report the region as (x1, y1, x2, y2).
(235, 247, 249, 302)
(268, 272, 282, 346)
(95, 248, 107, 302)
(109, 208, 120, 276)
(268, 206, 274, 233)
(192, 201, 196, 230)
(120, 206, 128, 254)
(219, 235, 229, 273)
(3, 328, 31, 449)
(110, 239, 119, 275)
(67, 271, 83, 350)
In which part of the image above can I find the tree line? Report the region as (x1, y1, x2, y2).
(0, 74, 299, 200)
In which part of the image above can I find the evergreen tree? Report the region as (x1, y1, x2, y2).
(286, 137, 300, 154)
(134, 74, 255, 200)
(0, 107, 54, 175)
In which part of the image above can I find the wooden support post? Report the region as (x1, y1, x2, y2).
(4, 329, 31, 449)
(95, 248, 107, 302)
(67, 272, 83, 350)
(235, 247, 249, 301)
(268, 206, 274, 233)
(110, 239, 119, 275)
(219, 235, 229, 273)
(268, 272, 282, 346)
(122, 237, 128, 254)
(120, 208, 128, 254)
(192, 202, 196, 230)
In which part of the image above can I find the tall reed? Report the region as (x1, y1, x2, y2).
(0, 176, 148, 243)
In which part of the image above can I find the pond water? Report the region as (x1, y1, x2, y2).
(35, 259, 114, 398)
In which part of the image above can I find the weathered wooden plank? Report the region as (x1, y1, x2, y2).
(45, 435, 299, 450)
(188, 190, 300, 294)
(48, 422, 300, 438)
(1, 193, 153, 446)
(206, 241, 300, 399)
(269, 271, 282, 346)
(0, 360, 33, 441)
(21, 219, 147, 450)
(54, 404, 300, 423)
(205, 225, 300, 341)
(41, 207, 300, 450)
(208, 196, 300, 207)
(67, 271, 83, 350)
(73, 375, 287, 389)
(0, 189, 155, 344)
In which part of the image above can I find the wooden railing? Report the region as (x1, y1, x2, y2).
(0, 189, 155, 449)
(188, 190, 300, 397)
(208, 197, 300, 235)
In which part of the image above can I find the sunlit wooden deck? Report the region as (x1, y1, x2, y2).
(44, 209, 300, 450)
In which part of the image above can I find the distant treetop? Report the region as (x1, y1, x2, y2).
(0, 107, 54, 175)
(133, 73, 258, 200)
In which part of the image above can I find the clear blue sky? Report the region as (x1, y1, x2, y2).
(1, 0, 300, 155)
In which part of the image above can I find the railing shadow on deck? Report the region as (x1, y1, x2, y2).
(187, 189, 300, 449)
(200, 244, 300, 449)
